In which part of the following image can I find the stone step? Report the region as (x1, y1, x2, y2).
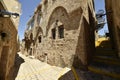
(95, 53, 117, 57)
(93, 56, 120, 66)
(96, 47, 114, 51)
(96, 40, 112, 48)
(96, 50, 115, 54)
(95, 40, 111, 47)
(95, 50, 117, 57)
(88, 62, 120, 79)
(96, 46, 113, 50)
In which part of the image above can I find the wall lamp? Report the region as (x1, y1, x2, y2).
(0, 9, 19, 18)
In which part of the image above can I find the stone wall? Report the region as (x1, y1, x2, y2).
(22, 0, 96, 68)
(105, 0, 120, 57)
(1, 0, 21, 29)
(0, 0, 20, 80)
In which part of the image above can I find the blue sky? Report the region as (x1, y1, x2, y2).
(94, 0, 108, 35)
(18, 0, 108, 40)
(18, 0, 41, 40)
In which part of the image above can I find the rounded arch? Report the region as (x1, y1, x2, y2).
(46, 6, 70, 36)
(33, 26, 43, 44)
(37, 26, 43, 35)
(30, 33, 33, 41)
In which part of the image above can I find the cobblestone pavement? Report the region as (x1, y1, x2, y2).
(15, 52, 70, 80)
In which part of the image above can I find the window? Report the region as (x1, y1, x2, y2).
(44, 0, 48, 5)
(37, 11, 41, 24)
(52, 28, 56, 39)
(30, 33, 33, 41)
(58, 25, 64, 38)
(31, 19, 34, 28)
(38, 36, 42, 43)
(27, 18, 34, 30)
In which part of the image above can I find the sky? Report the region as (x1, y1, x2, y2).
(94, 0, 108, 35)
(18, 0, 108, 41)
(18, 0, 41, 40)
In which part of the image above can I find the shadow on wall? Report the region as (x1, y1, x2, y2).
(72, 16, 94, 70)
(0, 46, 10, 80)
(58, 70, 76, 80)
(9, 54, 25, 80)
(117, 26, 120, 48)
(72, 6, 96, 69)
(58, 67, 101, 80)
(68, 7, 83, 30)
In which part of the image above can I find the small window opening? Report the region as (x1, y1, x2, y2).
(38, 36, 42, 43)
(52, 28, 56, 39)
(58, 25, 64, 39)
(0, 32, 7, 41)
(1, 32, 6, 38)
(30, 33, 33, 41)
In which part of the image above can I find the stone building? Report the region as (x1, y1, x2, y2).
(0, 0, 21, 80)
(20, 0, 120, 79)
(105, 0, 120, 57)
(22, 0, 96, 68)
(21, 16, 35, 56)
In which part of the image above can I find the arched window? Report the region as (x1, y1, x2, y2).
(30, 33, 33, 41)
(38, 36, 42, 43)
(51, 28, 56, 39)
(37, 11, 41, 25)
(58, 25, 64, 39)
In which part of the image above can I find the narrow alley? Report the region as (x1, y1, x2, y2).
(14, 53, 70, 80)
(0, 0, 120, 80)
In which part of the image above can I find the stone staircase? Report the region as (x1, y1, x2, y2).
(88, 37, 120, 79)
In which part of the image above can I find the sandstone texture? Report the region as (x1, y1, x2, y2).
(105, 0, 120, 57)
(21, 0, 96, 68)
(0, 0, 21, 80)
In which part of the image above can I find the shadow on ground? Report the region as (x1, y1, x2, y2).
(10, 53, 25, 80)
(58, 70, 76, 80)
(58, 68, 118, 80)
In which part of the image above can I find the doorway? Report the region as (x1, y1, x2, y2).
(0, 46, 9, 79)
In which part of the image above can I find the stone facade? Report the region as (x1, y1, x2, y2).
(0, 0, 21, 80)
(105, 0, 120, 57)
(22, 0, 96, 68)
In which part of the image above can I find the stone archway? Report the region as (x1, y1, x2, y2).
(46, 6, 70, 37)
(35, 27, 43, 41)
(47, 20, 64, 39)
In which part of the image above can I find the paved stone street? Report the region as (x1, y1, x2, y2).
(15, 52, 70, 80)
